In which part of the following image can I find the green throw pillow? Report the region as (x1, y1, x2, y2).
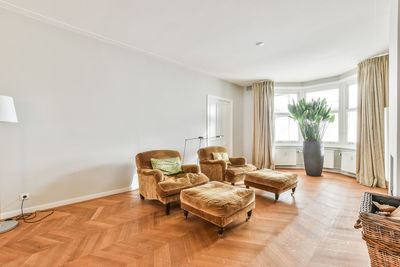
(212, 152, 231, 163)
(150, 157, 183, 175)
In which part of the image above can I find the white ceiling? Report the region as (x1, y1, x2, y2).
(1, 0, 390, 85)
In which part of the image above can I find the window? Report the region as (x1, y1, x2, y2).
(306, 88, 339, 143)
(274, 93, 298, 142)
(275, 117, 298, 141)
(347, 84, 358, 143)
(306, 89, 339, 110)
(274, 81, 357, 147)
(275, 93, 297, 113)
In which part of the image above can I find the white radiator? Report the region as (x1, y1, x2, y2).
(341, 151, 356, 174)
(274, 149, 297, 166)
(323, 150, 335, 168)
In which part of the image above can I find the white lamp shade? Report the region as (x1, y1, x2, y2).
(0, 95, 18, 123)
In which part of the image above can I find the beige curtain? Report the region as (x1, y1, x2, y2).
(252, 81, 275, 170)
(356, 55, 388, 188)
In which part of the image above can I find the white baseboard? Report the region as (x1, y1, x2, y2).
(1, 185, 137, 219)
(275, 165, 356, 178)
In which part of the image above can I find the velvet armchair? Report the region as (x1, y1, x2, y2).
(135, 150, 208, 215)
(198, 146, 256, 185)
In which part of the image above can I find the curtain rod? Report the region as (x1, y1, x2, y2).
(369, 52, 389, 59)
(250, 79, 274, 85)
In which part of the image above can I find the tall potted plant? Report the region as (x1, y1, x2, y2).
(288, 98, 335, 176)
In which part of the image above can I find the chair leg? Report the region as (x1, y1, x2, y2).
(140, 194, 144, 200)
(291, 187, 296, 196)
(246, 210, 253, 222)
(275, 194, 279, 201)
(184, 210, 188, 219)
(166, 203, 170, 215)
(231, 182, 235, 186)
(246, 185, 250, 189)
(218, 227, 224, 238)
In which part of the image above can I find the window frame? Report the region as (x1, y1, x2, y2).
(274, 76, 357, 149)
(345, 83, 358, 145)
(305, 87, 340, 144)
(273, 90, 301, 145)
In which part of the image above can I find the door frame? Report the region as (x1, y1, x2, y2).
(206, 95, 233, 153)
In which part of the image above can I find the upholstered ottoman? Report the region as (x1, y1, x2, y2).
(180, 181, 255, 237)
(244, 169, 298, 201)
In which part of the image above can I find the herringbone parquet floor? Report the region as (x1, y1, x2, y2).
(0, 170, 387, 267)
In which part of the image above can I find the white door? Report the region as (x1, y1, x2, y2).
(206, 95, 233, 154)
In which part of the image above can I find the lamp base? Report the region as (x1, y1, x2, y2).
(0, 220, 18, 234)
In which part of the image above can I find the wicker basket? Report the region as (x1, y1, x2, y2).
(355, 192, 400, 267)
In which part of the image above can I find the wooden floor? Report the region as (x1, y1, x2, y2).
(0, 170, 387, 267)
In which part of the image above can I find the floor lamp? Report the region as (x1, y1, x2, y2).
(0, 95, 19, 234)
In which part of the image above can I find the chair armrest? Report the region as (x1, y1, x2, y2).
(229, 157, 246, 166)
(138, 168, 164, 183)
(182, 164, 200, 173)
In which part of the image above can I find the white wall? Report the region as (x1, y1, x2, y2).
(0, 9, 244, 217)
(389, 0, 400, 196)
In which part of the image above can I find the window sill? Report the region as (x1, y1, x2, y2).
(275, 143, 356, 151)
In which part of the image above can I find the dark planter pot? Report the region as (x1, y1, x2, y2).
(303, 140, 324, 177)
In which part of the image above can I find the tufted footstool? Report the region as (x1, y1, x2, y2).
(244, 169, 298, 201)
(180, 181, 255, 237)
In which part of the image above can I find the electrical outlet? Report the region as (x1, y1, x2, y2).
(19, 193, 29, 201)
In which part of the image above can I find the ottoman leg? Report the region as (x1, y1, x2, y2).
(184, 210, 188, 219)
(275, 194, 280, 201)
(218, 227, 224, 238)
(140, 194, 144, 200)
(166, 203, 170, 215)
(246, 185, 250, 189)
(231, 182, 235, 186)
(291, 187, 296, 196)
(246, 210, 253, 222)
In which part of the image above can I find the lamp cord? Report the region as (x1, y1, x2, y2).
(13, 198, 54, 223)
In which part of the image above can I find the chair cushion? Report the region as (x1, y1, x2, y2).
(136, 150, 182, 169)
(245, 169, 298, 189)
(225, 164, 257, 180)
(198, 146, 228, 161)
(150, 157, 182, 175)
(212, 152, 231, 163)
(180, 181, 255, 217)
(156, 173, 209, 197)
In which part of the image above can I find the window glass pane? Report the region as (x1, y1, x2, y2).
(347, 111, 357, 143)
(306, 89, 339, 110)
(275, 116, 298, 141)
(348, 84, 358, 109)
(274, 93, 297, 113)
(323, 112, 339, 142)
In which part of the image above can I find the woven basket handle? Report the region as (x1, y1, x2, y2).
(354, 218, 362, 229)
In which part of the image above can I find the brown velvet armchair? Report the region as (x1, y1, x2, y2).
(135, 150, 209, 215)
(198, 146, 257, 185)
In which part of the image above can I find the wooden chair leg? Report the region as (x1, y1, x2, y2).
(291, 187, 296, 196)
(166, 203, 170, 215)
(246, 210, 253, 222)
(218, 227, 224, 238)
(275, 194, 280, 201)
(140, 194, 144, 200)
(184, 210, 188, 219)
